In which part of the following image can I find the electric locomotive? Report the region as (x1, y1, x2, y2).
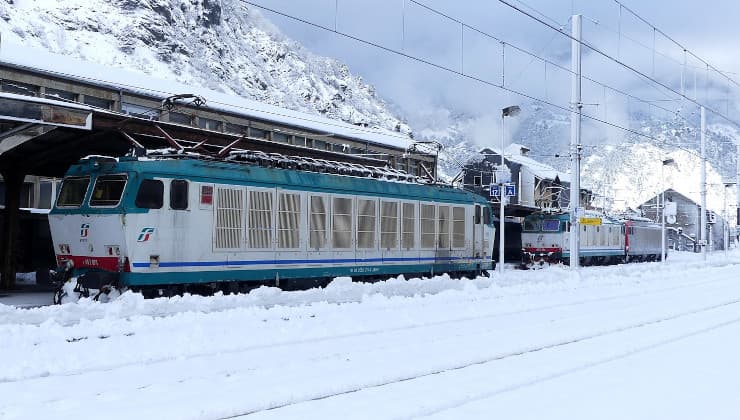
(521, 211, 625, 268)
(521, 211, 667, 268)
(50, 151, 496, 299)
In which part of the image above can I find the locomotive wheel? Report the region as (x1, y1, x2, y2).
(53, 287, 65, 305)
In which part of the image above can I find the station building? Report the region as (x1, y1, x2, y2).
(0, 48, 435, 288)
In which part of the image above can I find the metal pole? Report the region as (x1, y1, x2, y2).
(569, 14, 582, 269)
(661, 164, 666, 264)
(724, 186, 728, 258)
(701, 106, 707, 260)
(737, 144, 740, 247)
(499, 114, 505, 274)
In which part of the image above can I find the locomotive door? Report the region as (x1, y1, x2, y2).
(473, 204, 484, 258)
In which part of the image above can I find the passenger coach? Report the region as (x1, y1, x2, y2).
(50, 152, 495, 296)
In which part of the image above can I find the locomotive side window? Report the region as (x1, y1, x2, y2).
(420, 204, 436, 249)
(438, 205, 450, 249)
(401, 202, 415, 249)
(381, 201, 399, 249)
(248, 190, 273, 249)
(332, 197, 353, 249)
(135, 179, 164, 209)
(278, 192, 300, 249)
(452, 207, 466, 248)
(89, 174, 127, 207)
(214, 187, 243, 250)
(309, 196, 328, 249)
(170, 180, 189, 210)
(357, 199, 377, 249)
(56, 176, 90, 207)
(474, 205, 481, 224)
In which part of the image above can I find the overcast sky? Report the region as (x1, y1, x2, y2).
(253, 0, 740, 144)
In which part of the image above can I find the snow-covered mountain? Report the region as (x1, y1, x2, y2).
(419, 102, 738, 213)
(1, 0, 736, 213)
(512, 107, 739, 213)
(0, 0, 408, 133)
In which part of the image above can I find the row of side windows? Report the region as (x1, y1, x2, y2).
(212, 188, 477, 251)
(135, 179, 188, 210)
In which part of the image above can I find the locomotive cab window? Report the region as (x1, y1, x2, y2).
(523, 219, 540, 232)
(56, 176, 90, 207)
(542, 219, 560, 232)
(89, 174, 127, 207)
(170, 180, 189, 210)
(135, 179, 164, 209)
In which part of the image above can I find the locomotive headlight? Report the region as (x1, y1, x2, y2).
(58, 244, 71, 254)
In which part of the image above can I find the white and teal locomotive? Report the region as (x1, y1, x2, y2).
(50, 151, 495, 298)
(521, 211, 665, 268)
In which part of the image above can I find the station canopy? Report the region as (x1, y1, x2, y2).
(0, 93, 385, 178)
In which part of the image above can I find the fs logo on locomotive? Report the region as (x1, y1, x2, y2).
(137, 227, 156, 242)
(80, 223, 90, 238)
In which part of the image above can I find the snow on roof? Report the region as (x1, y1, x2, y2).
(0, 91, 92, 111)
(497, 143, 568, 180)
(0, 42, 412, 150)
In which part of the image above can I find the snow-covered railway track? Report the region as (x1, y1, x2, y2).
(4, 259, 740, 419)
(226, 296, 740, 419)
(2, 271, 732, 385)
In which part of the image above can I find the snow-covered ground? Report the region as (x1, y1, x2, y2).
(2, 251, 740, 419)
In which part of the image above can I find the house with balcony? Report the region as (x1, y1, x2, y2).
(461, 143, 592, 218)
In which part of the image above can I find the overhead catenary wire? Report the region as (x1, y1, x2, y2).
(402, 0, 738, 159)
(407, 1, 697, 129)
(239, 0, 728, 164)
(8, 0, 730, 169)
(495, 0, 740, 131)
(612, 0, 740, 90)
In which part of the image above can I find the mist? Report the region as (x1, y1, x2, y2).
(253, 0, 740, 157)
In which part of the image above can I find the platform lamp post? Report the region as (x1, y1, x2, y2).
(661, 158, 675, 264)
(498, 105, 521, 274)
(724, 182, 736, 259)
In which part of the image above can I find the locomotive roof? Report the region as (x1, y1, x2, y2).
(523, 210, 623, 224)
(65, 155, 488, 206)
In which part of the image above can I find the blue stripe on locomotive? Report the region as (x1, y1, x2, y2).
(120, 262, 489, 286)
